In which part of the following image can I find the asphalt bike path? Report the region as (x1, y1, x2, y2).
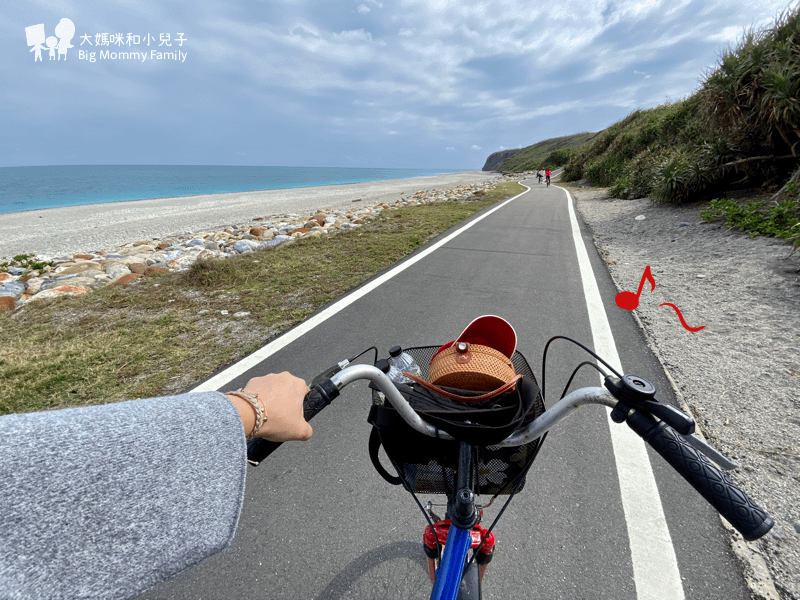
(138, 179, 748, 600)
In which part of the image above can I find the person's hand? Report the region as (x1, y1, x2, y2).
(227, 372, 312, 442)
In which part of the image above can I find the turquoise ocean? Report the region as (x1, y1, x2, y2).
(0, 165, 468, 215)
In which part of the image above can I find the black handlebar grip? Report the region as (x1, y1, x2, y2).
(627, 411, 773, 541)
(246, 379, 339, 466)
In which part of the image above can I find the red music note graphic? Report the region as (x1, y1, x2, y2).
(615, 265, 655, 310)
(659, 303, 706, 332)
(615, 265, 706, 332)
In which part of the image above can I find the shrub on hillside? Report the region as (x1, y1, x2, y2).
(540, 148, 574, 170)
(697, 6, 800, 192)
(563, 102, 709, 192)
(564, 5, 800, 206)
(701, 197, 800, 246)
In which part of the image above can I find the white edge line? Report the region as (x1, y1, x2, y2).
(562, 185, 685, 600)
(190, 183, 531, 392)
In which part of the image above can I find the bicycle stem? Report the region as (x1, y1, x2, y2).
(432, 442, 479, 600)
(449, 442, 478, 529)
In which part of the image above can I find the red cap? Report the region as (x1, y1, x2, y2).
(431, 315, 517, 361)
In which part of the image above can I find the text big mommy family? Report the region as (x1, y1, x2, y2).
(26, 18, 187, 64)
(78, 49, 187, 63)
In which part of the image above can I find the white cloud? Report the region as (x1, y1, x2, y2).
(197, 0, 781, 121)
(707, 24, 748, 45)
(25, 0, 77, 16)
(4, 0, 793, 168)
(510, 100, 592, 121)
(195, 1, 794, 125)
(331, 28, 373, 42)
(380, 111, 420, 124)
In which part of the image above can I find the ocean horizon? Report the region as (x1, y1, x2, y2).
(0, 165, 471, 215)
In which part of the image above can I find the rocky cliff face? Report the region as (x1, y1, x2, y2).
(482, 148, 521, 171)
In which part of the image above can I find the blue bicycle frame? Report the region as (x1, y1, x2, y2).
(427, 441, 482, 600)
(430, 525, 473, 600)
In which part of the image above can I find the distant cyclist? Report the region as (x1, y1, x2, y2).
(536, 170, 543, 184)
(545, 169, 552, 186)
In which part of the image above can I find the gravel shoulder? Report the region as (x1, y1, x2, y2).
(571, 187, 800, 600)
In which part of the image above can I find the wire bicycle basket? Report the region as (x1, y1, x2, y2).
(368, 346, 547, 496)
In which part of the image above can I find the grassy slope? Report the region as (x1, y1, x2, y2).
(492, 132, 600, 173)
(561, 6, 799, 207)
(561, 98, 708, 198)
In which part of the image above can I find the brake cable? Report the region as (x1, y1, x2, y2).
(541, 335, 622, 400)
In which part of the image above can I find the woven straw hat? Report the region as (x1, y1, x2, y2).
(428, 316, 518, 392)
(430, 315, 517, 361)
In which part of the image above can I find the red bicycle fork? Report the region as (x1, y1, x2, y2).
(423, 520, 495, 582)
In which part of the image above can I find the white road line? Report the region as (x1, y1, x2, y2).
(562, 186, 685, 600)
(190, 184, 532, 392)
(194, 182, 685, 598)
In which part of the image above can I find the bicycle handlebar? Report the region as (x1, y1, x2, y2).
(246, 378, 339, 466)
(244, 361, 773, 540)
(625, 410, 773, 540)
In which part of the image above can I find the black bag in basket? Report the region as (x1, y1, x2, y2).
(367, 346, 547, 496)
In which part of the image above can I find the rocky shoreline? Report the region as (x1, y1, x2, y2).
(0, 177, 514, 311)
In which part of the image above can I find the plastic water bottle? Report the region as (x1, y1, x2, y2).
(385, 363, 405, 384)
(388, 346, 422, 383)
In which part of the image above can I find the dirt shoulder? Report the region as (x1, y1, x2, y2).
(570, 186, 800, 600)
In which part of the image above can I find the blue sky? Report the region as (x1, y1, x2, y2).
(2, 0, 793, 169)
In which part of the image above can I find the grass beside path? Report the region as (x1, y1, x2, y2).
(0, 182, 525, 415)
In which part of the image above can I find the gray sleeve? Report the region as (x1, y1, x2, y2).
(0, 391, 248, 600)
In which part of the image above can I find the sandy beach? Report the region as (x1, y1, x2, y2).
(0, 171, 500, 260)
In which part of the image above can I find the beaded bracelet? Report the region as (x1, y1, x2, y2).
(227, 389, 266, 439)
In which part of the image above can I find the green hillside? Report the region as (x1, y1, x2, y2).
(562, 99, 708, 199)
(562, 5, 799, 210)
(481, 6, 799, 245)
(483, 132, 599, 172)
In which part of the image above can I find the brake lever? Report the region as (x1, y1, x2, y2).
(311, 359, 351, 388)
(605, 375, 738, 470)
(679, 433, 739, 470)
(646, 401, 696, 435)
